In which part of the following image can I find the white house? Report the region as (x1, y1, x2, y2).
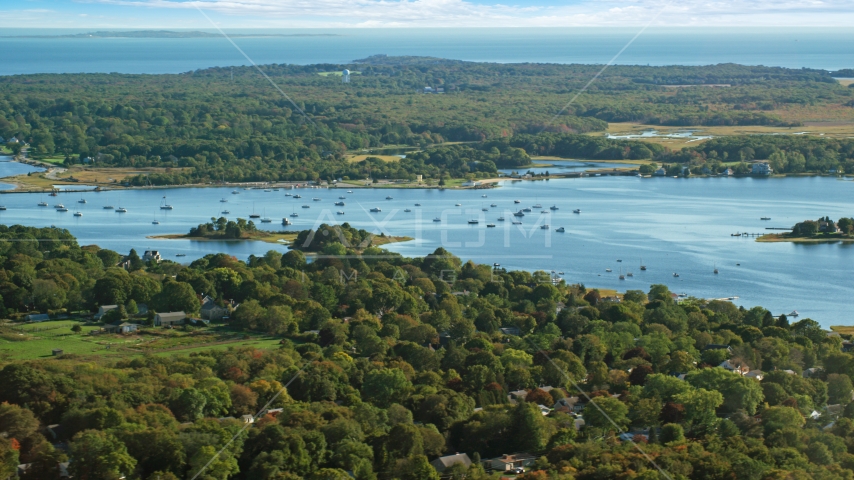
(752, 162, 773, 175)
(719, 360, 750, 375)
(142, 250, 162, 263)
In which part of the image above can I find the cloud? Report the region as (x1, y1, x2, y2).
(6, 0, 854, 27)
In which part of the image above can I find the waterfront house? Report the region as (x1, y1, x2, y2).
(751, 162, 773, 175)
(721, 168, 734, 176)
(430, 453, 471, 473)
(142, 250, 162, 263)
(819, 220, 840, 233)
(653, 167, 667, 176)
(155, 311, 186, 327)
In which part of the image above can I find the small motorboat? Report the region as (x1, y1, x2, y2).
(232, 190, 239, 194)
(455, 203, 462, 206)
(293, 194, 302, 199)
(404, 208, 412, 212)
(264, 189, 272, 192)
(290, 213, 299, 217)
(550, 205, 559, 210)
(57, 207, 68, 212)
(285, 193, 292, 197)
(512, 220, 522, 225)
(415, 203, 421, 206)
(673, 273, 680, 277)
(433, 217, 441, 222)
(573, 209, 581, 214)
(616, 259, 622, 262)
(497, 216, 505, 221)
(370, 207, 382, 212)
(220, 198, 228, 203)
(152, 220, 159, 224)
(222, 210, 230, 214)
(0, 206, 6, 211)
(335, 201, 345, 206)
(540, 224, 549, 229)
(522, 207, 532, 212)
(49, 192, 58, 197)
(54, 204, 65, 209)
(261, 218, 272, 223)
(731, 233, 742, 237)
(491, 203, 497, 207)
(761, 217, 771, 220)
(482, 207, 489, 212)
(337, 211, 345, 215)
(482, 194, 487, 197)
(788, 310, 799, 317)
(73, 211, 82, 217)
(78, 198, 87, 204)
(103, 205, 114, 209)
(282, 218, 292, 226)
(605, 269, 612, 272)
(514, 211, 525, 217)
(347, 190, 353, 193)
(312, 197, 322, 201)
(514, 200, 521, 204)
(487, 223, 496, 228)
(176, 253, 186, 257)
(115, 207, 127, 213)
(249, 214, 261, 219)
(626, 272, 633, 277)
(301, 205, 310, 209)
(556, 227, 565, 232)
(38, 202, 48, 207)
(339, 196, 346, 199)
(468, 219, 479, 224)
(160, 204, 173, 210)
(533, 204, 542, 208)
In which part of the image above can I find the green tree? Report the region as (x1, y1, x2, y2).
(584, 396, 629, 431)
(362, 368, 412, 408)
(659, 423, 685, 444)
(68, 430, 137, 480)
(511, 402, 550, 452)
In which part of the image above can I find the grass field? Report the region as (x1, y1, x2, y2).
(149, 230, 299, 245)
(8, 166, 191, 190)
(0, 319, 284, 361)
(346, 154, 402, 163)
(37, 156, 66, 165)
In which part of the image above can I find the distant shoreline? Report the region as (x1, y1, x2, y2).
(2, 30, 341, 39)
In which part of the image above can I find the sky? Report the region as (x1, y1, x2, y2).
(4, 0, 854, 28)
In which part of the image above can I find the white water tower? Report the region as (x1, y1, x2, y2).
(342, 69, 350, 84)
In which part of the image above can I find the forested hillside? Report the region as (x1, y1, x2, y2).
(2, 59, 853, 183)
(1, 224, 854, 479)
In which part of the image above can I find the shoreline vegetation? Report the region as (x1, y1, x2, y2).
(4, 58, 854, 188)
(149, 220, 413, 249)
(758, 216, 854, 243)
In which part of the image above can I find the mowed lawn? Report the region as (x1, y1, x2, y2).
(0, 319, 284, 361)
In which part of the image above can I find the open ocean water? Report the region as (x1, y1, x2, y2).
(1, 27, 854, 75)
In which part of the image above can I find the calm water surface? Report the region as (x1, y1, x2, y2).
(0, 175, 851, 326)
(3, 28, 854, 75)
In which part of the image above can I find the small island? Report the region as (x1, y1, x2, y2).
(149, 218, 412, 250)
(758, 216, 854, 243)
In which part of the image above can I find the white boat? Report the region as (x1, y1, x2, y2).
(514, 211, 525, 217)
(627, 272, 634, 277)
(313, 197, 322, 201)
(220, 198, 228, 203)
(78, 198, 87, 204)
(482, 194, 487, 197)
(788, 310, 799, 317)
(38, 201, 48, 207)
(293, 194, 302, 199)
(73, 211, 83, 217)
(573, 209, 581, 214)
(533, 204, 542, 209)
(290, 213, 299, 217)
(347, 190, 353, 193)
(455, 203, 462, 206)
(285, 193, 292, 197)
(115, 207, 127, 213)
(57, 207, 68, 212)
(339, 196, 346, 199)
(556, 227, 565, 232)
(605, 268, 612, 272)
(264, 189, 271, 192)
(232, 190, 239, 194)
(370, 207, 382, 212)
(54, 204, 65, 209)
